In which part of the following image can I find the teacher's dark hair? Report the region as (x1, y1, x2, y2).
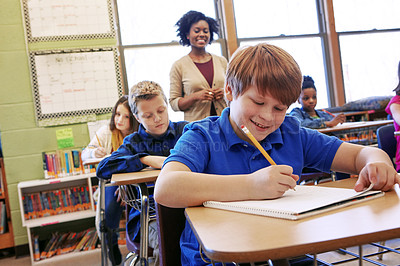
(175, 10, 219, 47)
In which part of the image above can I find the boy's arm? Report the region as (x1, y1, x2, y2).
(96, 139, 147, 179)
(331, 142, 400, 192)
(154, 161, 298, 208)
(140, 155, 166, 169)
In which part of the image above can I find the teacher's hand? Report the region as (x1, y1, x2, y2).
(193, 89, 214, 101)
(212, 87, 225, 100)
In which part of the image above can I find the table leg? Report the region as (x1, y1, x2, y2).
(99, 178, 108, 266)
(138, 183, 150, 266)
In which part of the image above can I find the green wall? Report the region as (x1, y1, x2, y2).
(0, 0, 117, 246)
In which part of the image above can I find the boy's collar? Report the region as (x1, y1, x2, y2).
(221, 108, 284, 150)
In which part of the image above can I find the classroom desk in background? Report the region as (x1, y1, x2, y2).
(111, 169, 160, 265)
(317, 120, 393, 146)
(395, 131, 400, 136)
(317, 119, 393, 134)
(185, 178, 400, 263)
(331, 109, 388, 122)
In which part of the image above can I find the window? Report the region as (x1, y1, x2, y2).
(333, 0, 400, 102)
(233, 0, 330, 110)
(115, 0, 225, 121)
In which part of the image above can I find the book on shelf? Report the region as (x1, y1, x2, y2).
(74, 228, 95, 252)
(0, 201, 7, 234)
(34, 228, 96, 261)
(42, 148, 96, 179)
(22, 185, 92, 220)
(40, 233, 58, 260)
(203, 184, 384, 220)
(33, 234, 40, 261)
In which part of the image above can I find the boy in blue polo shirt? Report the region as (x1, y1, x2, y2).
(154, 43, 400, 265)
(97, 80, 188, 265)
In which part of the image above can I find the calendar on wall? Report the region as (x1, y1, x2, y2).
(29, 48, 123, 126)
(22, 0, 115, 42)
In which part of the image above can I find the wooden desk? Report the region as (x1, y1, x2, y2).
(185, 178, 400, 263)
(331, 110, 388, 122)
(111, 168, 160, 185)
(395, 131, 400, 136)
(317, 120, 393, 134)
(111, 169, 160, 266)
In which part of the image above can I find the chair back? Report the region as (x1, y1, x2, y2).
(377, 124, 396, 167)
(155, 203, 186, 266)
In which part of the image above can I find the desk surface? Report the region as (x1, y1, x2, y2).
(111, 168, 160, 186)
(82, 155, 110, 166)
(185, 178, 400, 263)
(317, 119, 393, 134)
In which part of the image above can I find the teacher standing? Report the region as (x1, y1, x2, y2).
(169, 10, 228, 122)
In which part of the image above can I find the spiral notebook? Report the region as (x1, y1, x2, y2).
(203, 184, 384, 220)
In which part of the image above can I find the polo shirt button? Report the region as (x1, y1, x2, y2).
(243, 144, 248, 147)
(252, 157, 255, 160)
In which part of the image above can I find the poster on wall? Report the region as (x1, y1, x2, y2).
(22, 0, 115, 42)
(29, 47, 123, 126)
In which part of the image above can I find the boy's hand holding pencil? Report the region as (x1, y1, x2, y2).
(241, 125, 298, 193)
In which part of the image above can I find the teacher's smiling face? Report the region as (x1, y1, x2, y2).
(134, 95, 169, 138)
(187, 20, 210, 49)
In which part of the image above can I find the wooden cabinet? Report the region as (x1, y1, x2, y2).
(17, 173, 98, 264)
(0, 158, 14, 249)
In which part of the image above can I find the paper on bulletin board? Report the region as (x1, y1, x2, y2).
(56, 128, 75, 149)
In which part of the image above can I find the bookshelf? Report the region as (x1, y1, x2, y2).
(0, 158, 14, 250)
(18, 173, 98, 264)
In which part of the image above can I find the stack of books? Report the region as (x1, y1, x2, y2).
(42, 149, 96, 179)
(22, 185, 94, 220)
(33, 228, 98, 261)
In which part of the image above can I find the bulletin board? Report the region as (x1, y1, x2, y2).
(29, 47, 123, 126)
(22, 0, 115, 42)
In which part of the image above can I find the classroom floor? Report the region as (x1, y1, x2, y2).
(0, 239, 399, 265)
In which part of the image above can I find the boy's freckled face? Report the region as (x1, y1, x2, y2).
(226, 85, 287, 142)
(134, 95, 169, 138)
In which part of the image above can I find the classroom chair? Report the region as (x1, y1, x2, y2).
(377, 123, 396, 168)
(376, 123, 397, 259)
(155, 203, 186, 266)
(120, 183, 156, 266)
(124, 204, 154, 266)
(299, 168, 336, 185)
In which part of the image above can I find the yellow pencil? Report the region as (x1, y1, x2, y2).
(241, 125, 276, 165)
(95, 133, 102, 148)
(241, 125, 296, 191)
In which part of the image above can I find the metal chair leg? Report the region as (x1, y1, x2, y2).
(99, 179, 108, 266)
(377, 241, 385, 260)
